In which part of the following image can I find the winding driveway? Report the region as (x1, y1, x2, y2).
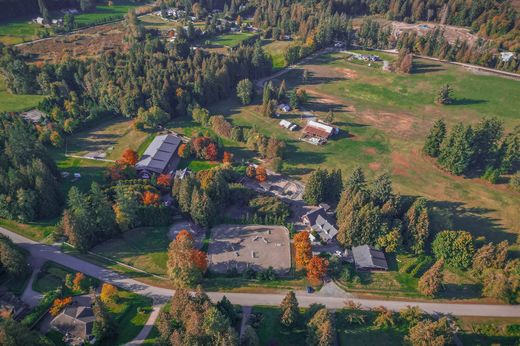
(2, 226, 519, 343)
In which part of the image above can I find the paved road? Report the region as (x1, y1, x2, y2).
(2, 226, 520, 318)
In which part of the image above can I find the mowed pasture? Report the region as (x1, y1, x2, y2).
(205, 31, 256, 48)
(210, 51, 520, 252)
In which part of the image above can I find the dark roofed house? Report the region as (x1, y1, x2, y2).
(352, 245, 388, 271)
(301, 207, 338, 243)
(50, 295, 95, 345)
(135, 134, 182, 179)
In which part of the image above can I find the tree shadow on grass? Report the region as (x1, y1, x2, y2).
(450, 98, 487, 106)
(438, 282, 482, 300)
(428, 200, 516, 244)
(412, 62, 445, 74)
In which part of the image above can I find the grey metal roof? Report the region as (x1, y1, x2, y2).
(50, 295, 95, 340)
(352, 245, 388, 270)
(135, 134, 182, 174)
(304, 207, 338, 241)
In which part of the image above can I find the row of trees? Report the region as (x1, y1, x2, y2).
(303, 168, 343, 205)
(423, 118, 519, 177)
(0, 115, 62, 221)
(0, 234, 28, 278)
(421, 231, 519, 302)
(336, 168, 431, 254)
(156, 288, 239, 345)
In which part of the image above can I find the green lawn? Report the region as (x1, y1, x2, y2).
(262, 39, 293, 71)
(456, 316, 520, 345)
(91, 226, 170, 276)
(105, 290, 153, 345)
(252, 306, 307, 345)
(336, 309, 407, 345)
(32, 261, 99, 294)
(202, 276, 307, 292)
(0, 77, 45, 113)
(0, 17, 40, 45)
(206, 32, 255, 47)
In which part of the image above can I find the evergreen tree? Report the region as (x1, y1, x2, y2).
(471, 117, 504, 170)
(190, 188, 216, 228)
(280, 291, 299, 328)
(432, 230, 474, 269)
(438, 123, 474, 175)
(303, 168, 328, 205)
(278, 80, 287, 100)
(436, 84, 454, 104)
(499, 125, 519, 173)
(345, 167, 366, 193)
(236, 79, 254, 105)
(0, 234, 28, 277)
(90, 182, 118, 238)
(423, 119, 446, 157)
(370, 172, 393, 206)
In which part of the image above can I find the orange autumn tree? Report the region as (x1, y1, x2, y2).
(192, 249, 208, 272)
(167, 230, 207, 287)
(306, 256, 329, 285)
(142, 191, 160, 206)
(50, 296, 73, 316)
(222, 151, 233, 164)
(157, 174, 172, 188)
(119, 148, 138, 166)
(100, 283, 118, 303)
(246, 165, 256, 178)
(294, 231, 312, 269)
(72, 272, 86, 292)
(178, 143, 188, 158)
(256, 166, 267, 182)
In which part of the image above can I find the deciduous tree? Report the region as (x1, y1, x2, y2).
(306, 256, 329, 285)
(294, 231, 312, 269)
(100, 283, 118, 304)
(432, 230, 474, 269)
(119, 148, 138, 166)
(280, 291, 299, 328)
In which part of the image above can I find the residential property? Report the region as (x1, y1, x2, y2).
(0, 288, 28, 319)
(351, 245, 388, 271)
(279, 119, 292, 129)
(50, 295, 95, 345)
(500, 52, 514, 62)
(301, 207, 338, 243)
(135, 134, 182, 179)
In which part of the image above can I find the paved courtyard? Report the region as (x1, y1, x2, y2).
(208, 225, 291, 274)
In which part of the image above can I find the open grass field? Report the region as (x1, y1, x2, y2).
(457, 316, 520, 345)
(336, 309, 407, 345)
(0, 77, 45, 113)
(0, 218, 56, 242)
(205, 31, 255, 48)
(210, 51, 520, 255)
(262, 39, 292, 71)
(73, 2, 145, 27)
(0, 18, 40, 45)
(91, 226, 170, 276)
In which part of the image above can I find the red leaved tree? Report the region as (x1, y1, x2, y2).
(306, 256, 329, 285)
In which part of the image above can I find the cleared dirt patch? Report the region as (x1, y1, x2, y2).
(368, 162, 382, 171)
(208, 224, 291, 274)
(334, 67, 358, 79)
(359, 111, 416, 138)
(363, 147, 377, 155)
(391, 151, 412, 177)
(18, 23, 126, 63)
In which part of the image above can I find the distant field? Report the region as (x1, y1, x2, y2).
(0, 18, 40, 45)
(211, 51, 520, 253)
(206, 31, 255, 47)
(0, 77, 45, 113)
(73, 2, 144, 27)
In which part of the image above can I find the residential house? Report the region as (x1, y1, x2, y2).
(50, 295, 96, 345)
(301, 207, 338, 243)
(351, 245, 388, 271)
(135, 134, 182, 179)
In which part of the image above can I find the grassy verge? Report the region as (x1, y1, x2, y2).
(456, 316, 520, 345)
(0, 217, 57, 242)
(32, 261, 98, 294)
(202, 276, 307, 293)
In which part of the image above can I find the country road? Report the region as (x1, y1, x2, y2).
(2, 226, 519, 318)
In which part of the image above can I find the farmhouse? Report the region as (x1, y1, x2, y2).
(301, 207, 338, 243)
(303, 120, 338, 140)
(135, 134, 182, 178)
(352, 245, 388, 271)
(50, 295, 95, 345)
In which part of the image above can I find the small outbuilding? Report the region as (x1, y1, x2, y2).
(302, 120, 338, 140)
(351, 245, 388, 271)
